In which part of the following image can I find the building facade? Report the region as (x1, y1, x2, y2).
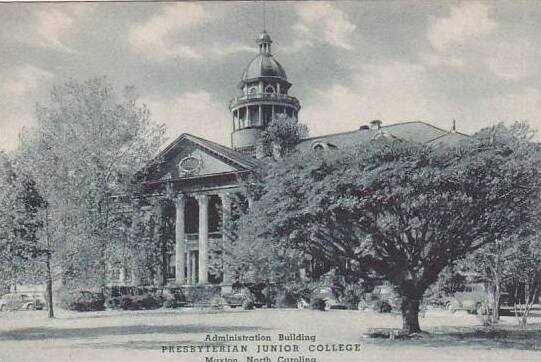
(116, 31, 467, 289)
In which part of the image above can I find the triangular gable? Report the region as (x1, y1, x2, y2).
(147, 134, 259, 182)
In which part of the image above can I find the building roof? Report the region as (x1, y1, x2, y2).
(242, 53, 287, 82)
(155, 133, 262, 170)
(297, 121, 469, 151)
(185, 134, 263, 169)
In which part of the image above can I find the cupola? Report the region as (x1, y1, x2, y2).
(229, 31, 301, 157)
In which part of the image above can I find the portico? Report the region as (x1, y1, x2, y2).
(140, 133, 260, 288)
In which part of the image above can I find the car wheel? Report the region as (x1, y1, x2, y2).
(26, 303, 34, 310)
(446, 302, 456, 314)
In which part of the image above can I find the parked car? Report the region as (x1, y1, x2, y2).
(445, 283, 489, 314)
(0, 293, 45, 311)
(309, 286, 347, 310)
(358, 284, 402, 312)
(222, 283, 266, 309)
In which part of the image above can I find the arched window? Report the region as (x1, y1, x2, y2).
(265, 85, 275, 94)
(249, 87, 257, 94)
(312, 142, 326, 151)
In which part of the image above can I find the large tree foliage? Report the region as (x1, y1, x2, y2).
(259, 113, 308, 158)
(17, 77, 165, 291)
(244, 122, 540, 333)
(0, 151, 24, 292)
(223, 194, 305, 287)
(0, 152, 47, 291)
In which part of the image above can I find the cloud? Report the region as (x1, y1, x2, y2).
(290, 2, 356, 51)
(302, 61, 451, 136)
(476, 87, 541, 134)
(130, 4, 252, 62)
(484, 40, 541, 81)
(143, 91, 230, 147)
(428, 1, 496, 52)
(0, 65, 53, 150)
(1, 5, 93, 52)
(130, 4, 208, 61)
(423, 2, 540, 82)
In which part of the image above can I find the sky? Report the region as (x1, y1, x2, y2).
(1, 1, 540, 151)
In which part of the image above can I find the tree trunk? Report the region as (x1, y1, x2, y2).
(491, 282, 500, 322)
(45, 252, 54, 319)
(401, 296, 421, 334)
(44, 207, 55, 318)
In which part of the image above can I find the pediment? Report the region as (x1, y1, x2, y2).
(147, 134, 258, 182)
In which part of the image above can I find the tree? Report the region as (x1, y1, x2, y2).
(464, 237, 514, 322)
(0, 151, 24, 292)
(259, 113, 308, 158)
(223, 194, 305, 285)
(243, 122, 540, 333)
(16, 77, 164, 299)
(507, 235, 541, 327)
(0, 153, 47, 290)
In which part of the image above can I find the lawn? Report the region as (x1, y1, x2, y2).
(0, 308, 539, 362)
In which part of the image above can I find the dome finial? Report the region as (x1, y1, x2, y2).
(256, 30, 272, 55)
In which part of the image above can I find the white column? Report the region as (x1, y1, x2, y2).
(219, 193, 232, 293)
(191, 252, 197, 285)
(174, 194, 186, 285)
(186, 251, 192, 285)
(196, 194, 209, 284)
(258, 105, 262, 125)
(153, 202, 164, 286)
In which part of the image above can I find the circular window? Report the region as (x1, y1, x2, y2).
(178, 156, 202, 175)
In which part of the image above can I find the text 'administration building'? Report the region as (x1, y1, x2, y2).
(117, 31, 467, 289)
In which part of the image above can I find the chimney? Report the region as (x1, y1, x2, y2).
(369, 120, 382, 130)
(359, 125, 369, 131)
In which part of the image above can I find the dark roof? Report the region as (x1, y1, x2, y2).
(297, 121, 469, 151)
(426, 131, 469, 145)
(242, 54, 287, 81)
(156, 133, 262, 170)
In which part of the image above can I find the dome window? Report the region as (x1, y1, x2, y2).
(265, 85, 275, 94)
(312, 142, 326, 151)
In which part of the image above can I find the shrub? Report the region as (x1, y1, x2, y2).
(157, 288, 186, 309)
(341, 284, 365, 310)
(103, 287, 185, 310)
(373, 300, 392, 313)
(183, 285, 221, 305)
(58, 289, 105, 312)
(104, 296, 122, 310)
(137, 293, 163, 309)
(275, 290, 299, 308)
